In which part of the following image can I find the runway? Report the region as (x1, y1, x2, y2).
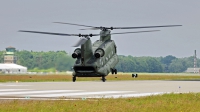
(0, 80, 200, 100)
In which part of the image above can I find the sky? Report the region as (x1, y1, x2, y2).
(0, 0, 200, 58)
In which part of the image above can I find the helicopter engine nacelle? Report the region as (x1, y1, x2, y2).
(94, 48, 105, 58)
(72, 48, 81, 59)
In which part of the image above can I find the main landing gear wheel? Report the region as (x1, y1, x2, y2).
(111, 69, 117, 74)
(72, 76, 76, 82)
(102, 76, 106, 82)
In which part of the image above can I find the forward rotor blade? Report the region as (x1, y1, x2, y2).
(19, 30, 78, 36)
(53, 22, 96, 28)
(110, 30, 160, 35)
(19, 30, 100, 37)
(113, 25, 182, 29)
(73, 37, 88, 47)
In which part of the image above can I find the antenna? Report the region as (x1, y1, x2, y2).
(194, 50, 197, 73)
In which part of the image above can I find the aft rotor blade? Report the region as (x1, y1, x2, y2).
(79, 28, 100, 30)
(53, 22, 181, 30)
(113, 25, 182, 29)
(110, 30, 160, 35)
(53, 22, 96, 28)
(19, 30, 78, 36)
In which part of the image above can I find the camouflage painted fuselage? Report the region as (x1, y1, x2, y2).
(72, 30, 119, 77)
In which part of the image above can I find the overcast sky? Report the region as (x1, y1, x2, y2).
(1, 0, 200, 57)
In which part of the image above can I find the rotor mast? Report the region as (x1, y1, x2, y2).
(100, 30, 111, 41)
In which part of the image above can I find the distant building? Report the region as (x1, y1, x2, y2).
(4, 46, 17, 63)
(0, 63, 27, 73)
(0, 46, 27, 74)
(185, 68, 200, 73)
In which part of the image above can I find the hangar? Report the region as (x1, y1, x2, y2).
(0, 63, 27, 73)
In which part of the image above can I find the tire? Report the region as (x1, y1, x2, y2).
(111, 69, 114, 74)
(114, 69, 117, 74)
(102, 76, 106, 82)
(72, 76, 76, 82)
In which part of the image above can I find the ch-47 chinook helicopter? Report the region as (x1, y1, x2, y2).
(19, 22, 181, 82)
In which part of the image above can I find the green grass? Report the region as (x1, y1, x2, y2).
(0, 73, 200, 82)
(0, 93, 200, 112)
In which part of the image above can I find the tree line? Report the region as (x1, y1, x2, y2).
(0, 50, 199, 73)
(116, 55, 200, 73)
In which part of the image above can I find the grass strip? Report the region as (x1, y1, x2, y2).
(0, 73, 200, 82)
(0, 93, 199, 112)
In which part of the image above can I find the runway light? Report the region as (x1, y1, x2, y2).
(82, 97, 86, 100)
(179, 86, 181, 93)
(25, 96, 30, 99)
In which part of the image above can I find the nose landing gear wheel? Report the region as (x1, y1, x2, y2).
(72, 76, 76, 82)
(111, 69, 117, 74)
(114, 69, 117, 74)
(102, 76, 106, 82)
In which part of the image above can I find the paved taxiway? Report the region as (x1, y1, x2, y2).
(0, 80, 200, 99)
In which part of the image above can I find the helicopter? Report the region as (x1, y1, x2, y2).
(19, 22, 181, 82)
